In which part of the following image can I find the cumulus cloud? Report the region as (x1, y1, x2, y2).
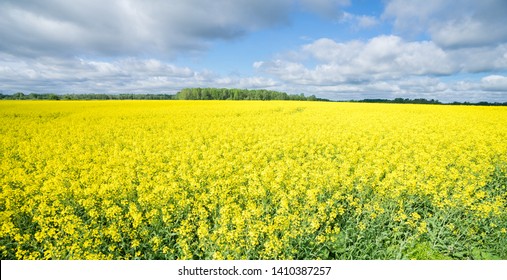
(0, 0, 297, 57)
(270, 76, 505, 103)
(0, 0, 355, 58)
(278, 78, 439, 102)
(1, 0, 506, 103)
(340, 12, 379, 29)
(254, 35, 507, 101)
(0, 0, 350, 96)
(257, 35, 507, 83)
(0, 54, 278, 93)
(256, 35, 454, 86)
(481, 75, 507, 91)
(383, 0, 507, 48)
(356, 15, 379, 28)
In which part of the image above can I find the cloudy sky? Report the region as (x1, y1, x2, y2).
(1, 0, 507, 102)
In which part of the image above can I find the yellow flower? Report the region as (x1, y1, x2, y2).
(358, 222, 366, 231)
(1, 100, 506, 260)
(418, 221, 428, 234)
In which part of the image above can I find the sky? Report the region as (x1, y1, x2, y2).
(1, 0, 507, 102)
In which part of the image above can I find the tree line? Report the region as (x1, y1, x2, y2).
(0, 92, 175, 100)
(0, 88, 325, 101)
(174, 88, 325, 101)
(351, 98, 507, 106)
(1, 91, 505, 105)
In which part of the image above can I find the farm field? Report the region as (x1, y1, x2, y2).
(1, 100, 506, 260)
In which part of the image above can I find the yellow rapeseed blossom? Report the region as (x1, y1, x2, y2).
(1, 100, 506, 259)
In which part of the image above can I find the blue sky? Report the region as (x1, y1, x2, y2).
(1, 0, 507, 102)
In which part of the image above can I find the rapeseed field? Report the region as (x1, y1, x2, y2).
(1, 100, 506, 259)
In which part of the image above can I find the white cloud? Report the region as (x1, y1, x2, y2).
(253, 35, 507, 102)
(357, 15, 379, 28)
(274, 76, 505, 103)
(383, 0, 507, 48)
(0, 0, 355, 58)
(302, 38, 362, 63)
(0, 54, 278, 93)
(340, 12, 379, 29)
(257, 35, 454, 85)
(0, 0, 297, 57)
(257, 35, 507, 84)
(216, 76, 281, 89)
(448, 44, 507, 72)
(1, 0, 506, 103)
(481, 75, 507, 91)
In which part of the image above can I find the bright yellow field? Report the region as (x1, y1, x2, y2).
(1, 101, 506, 259)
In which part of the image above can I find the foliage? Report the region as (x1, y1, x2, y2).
(175, 88, 323, 101)
(0, 89, 325, 102)
(1, 101, 506, 259)
(353, 98, 507, 106)
(0, 93, 175, 100)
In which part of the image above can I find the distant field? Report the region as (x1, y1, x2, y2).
(1, 100, 506, 259)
